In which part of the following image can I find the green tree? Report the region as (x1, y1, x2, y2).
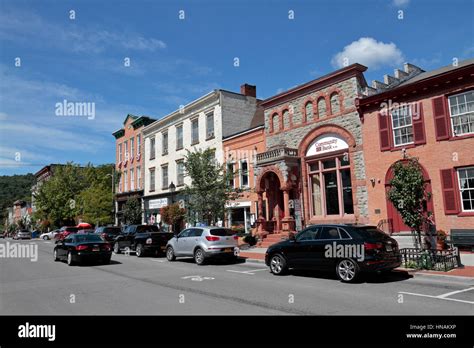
(160, 203, 186, 232)
(123, 198, 142, 224)
(183, 148, 241, 225)
(387, 157, 432, 248)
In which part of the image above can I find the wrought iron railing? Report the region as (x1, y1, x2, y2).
(400, 248, 461, 272)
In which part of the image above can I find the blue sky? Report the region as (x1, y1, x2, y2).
(1, 0, 473, 175)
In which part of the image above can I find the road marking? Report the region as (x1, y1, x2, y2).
(227, 268, 268, 275)
(151, 259, 165, 263)
(43, 241, 51, 244)
(181, 275, 215, 282)
(398, 291, 474, 305)
(437, 286, 474, 298)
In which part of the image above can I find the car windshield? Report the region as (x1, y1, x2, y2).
(103, 227, 121, 234)
(136, 225, 159, 232)
(74, 234, 103, 243)
(354, 227, 386, 239)
(209, 228, 234, 236)
(65, 227, 78, 232)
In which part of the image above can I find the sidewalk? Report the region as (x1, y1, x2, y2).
(238, 247, 474, 278)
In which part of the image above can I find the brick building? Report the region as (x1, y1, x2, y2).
(112, 114, 155, 225)
(254, 64, 370, 239)
(357, 59, 474, 235)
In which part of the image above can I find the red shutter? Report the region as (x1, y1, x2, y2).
(440, 169, 460, 215)
(412, 102, 426, 145)
(378, 112, 392, 151)
(432, 96, 450, 140)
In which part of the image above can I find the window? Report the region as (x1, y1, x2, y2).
(118, 175, 123, 193)
(282, 110, 290, 129)
(191, 118, 199, 144)
(162, 164, 168, 189)
(457, 167, 474, 212)
(137, 135, 141, 154)
(176, 125, 183, 150)
(308, 155, 354, 217)
(449, 91, 474, 136)
(130, 168, 135, 191)
(149, 168, 155, 191)
(123, 170, 128, 191)
(137, 167, 141, 188)
(190, 228, 204, 237)
(179, 229, 192, 238)
(330, 92, 340, 115)
(319, 227, 341, 240)
(118, 143, 123, 162)
(271, 113, 279, 132)
(130, 137, 134, 157)
(177, 161, 184, 186)
(296, 227, 320, 241)
(124, 140, 128, 161)
(162, 131, 168, 155)
(305, 102, 314, 121)
(391, 105, 414, 146)
(317, 98, 327, 118)
(206, 112, 214, 139)
(150, 137, 155, 160)
(240, 160, 249, 187)
(227, 162, 235, 187)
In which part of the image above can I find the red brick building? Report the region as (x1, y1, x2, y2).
(112, 114, 155, 225)
(357, 59, 474, 235)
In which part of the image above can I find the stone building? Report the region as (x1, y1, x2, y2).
(254, 64, 370, 241)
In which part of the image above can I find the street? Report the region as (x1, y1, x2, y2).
(1, 239, 473, 315)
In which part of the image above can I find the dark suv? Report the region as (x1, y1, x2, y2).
(113, 225, 174, 257)
(95, 226, 121, 243)
(265, 224, 401, 282)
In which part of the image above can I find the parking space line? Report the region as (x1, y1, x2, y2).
(227, 268, 268, 275)
(437, 286, 474, 298)
(150, 259, 166, 263)
(398, 291, 474, 305)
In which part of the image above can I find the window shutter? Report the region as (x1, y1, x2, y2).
(378, 112, 391, 151)
(440, 169, 459, 215)
(432, 96, 450, 140)
(412, 102, 426, 145)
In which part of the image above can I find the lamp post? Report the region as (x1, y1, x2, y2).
(105, 166, 116, 226)
(168, 181, 176, 204)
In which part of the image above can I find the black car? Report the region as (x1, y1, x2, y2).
(54, 233, 112, 266)
(95, 226, 121, 243)
(265, 224, 402, 282)
(113, 225, 174, 257)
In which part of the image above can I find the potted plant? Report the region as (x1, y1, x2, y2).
(436, 230, 447, 250)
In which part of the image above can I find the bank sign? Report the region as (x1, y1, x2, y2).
(149, 198, 168, 209)
(306, 134, 349, 157)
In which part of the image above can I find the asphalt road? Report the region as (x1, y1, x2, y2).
(1, 239, 473, 315)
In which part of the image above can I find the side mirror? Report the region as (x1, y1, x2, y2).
(289, 234, 296, 242)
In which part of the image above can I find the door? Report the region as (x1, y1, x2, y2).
(287, 226, 320, 267)
(185, 228, 203, 255)
(314, 226, 342, 270)
(174, 229, 192, 256)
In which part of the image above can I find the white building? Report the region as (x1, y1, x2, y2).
(142, 84, 259, 228)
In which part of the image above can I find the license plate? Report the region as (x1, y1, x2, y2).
(92, 247, 99, 251)
(386, 244, 393, 251)
(161, 246, 166, 250)
(223, 248, 232, 252)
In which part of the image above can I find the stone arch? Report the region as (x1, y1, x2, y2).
(298, 124, 357, 157)
(256, 165, 287, 193)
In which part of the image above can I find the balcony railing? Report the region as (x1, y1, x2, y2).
(256, 147, 298, 165)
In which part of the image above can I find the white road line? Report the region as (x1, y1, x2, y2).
(227, 269, 268, 275)
(398, 291, 474, 305)
(150, 259, 165, 263)
(43, 241, 51, 244)
(437, 287, 474, 298)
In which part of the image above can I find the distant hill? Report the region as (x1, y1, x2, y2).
(0, 173, 36, 224)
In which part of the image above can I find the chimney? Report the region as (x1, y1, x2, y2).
(240, 84, 256, 97)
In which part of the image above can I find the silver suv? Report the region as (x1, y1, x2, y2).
(166, 227, 239, 265)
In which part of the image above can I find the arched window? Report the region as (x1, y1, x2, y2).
(282, 109, 290, 129)
(317, 97, 327, 118)
(271, 113, 279, 132)
(330, 92, 340, 115)
(305, 102, 314, 121)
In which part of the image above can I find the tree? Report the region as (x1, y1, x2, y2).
(123, 198, 142, 225)
(183, 148, 241, 225)
(160, 203, 186, 232)
(387, 157, 432, 248)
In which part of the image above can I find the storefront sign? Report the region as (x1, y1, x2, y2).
(149, 198, 168, 209)
(306, 134, 349, 157)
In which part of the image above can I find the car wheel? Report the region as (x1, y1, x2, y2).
(67, 252, 75, 266)
(194, 248, 206, 265)
(113, 243, 121, 254)
(53, 249, 59, 261)
(166, 246, 176, 261)
(269, 253, 288, 275)
(136, 244, 145, 258)
(43, 236, 49, 240)
(336, 259, 360, 283)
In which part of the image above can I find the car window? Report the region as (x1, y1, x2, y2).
(179, 229, 192, 238)
(318, 227, 341, 240)
(64, 238, 73, 243)
(136, 225, 159, 233)
(296, 227, 320, 241)
(74, 234, 103, 243)
(104, 227, 121, 234)
(354, 227, 386, 239)
(66, 227, 79, 232)
(338, 228, 352, 239)
(209, 228, 234, 236)
(190, 229, 203, 237)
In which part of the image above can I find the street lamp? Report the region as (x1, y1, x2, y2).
(105, 167, 116, 225)
(168, 181, 176, 204)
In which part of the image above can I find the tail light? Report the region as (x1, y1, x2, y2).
(76, 245, 88, 251)
(206, 236, 220, 241)
(103, 243, 111, 251)
(364, 242, 383, 250)
(233, 235, 239, 240)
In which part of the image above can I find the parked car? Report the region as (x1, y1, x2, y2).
(0, 231, 5, 238)
(54, 233, 112, 266)
(57, 226, 79, 240)
(13, 230, 32, 240)
(40, 229, 60, 240)
(113, 225, 174, 257)
(77, 229, 95, 234)
(265, 224, 402, 282)
(95, 226, 121, 243)
(166, 227, 239, 265)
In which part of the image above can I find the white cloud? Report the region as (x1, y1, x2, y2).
(331, 37, 404, 70)
(392, 0, 410, 7)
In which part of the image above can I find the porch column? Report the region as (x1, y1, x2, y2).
(256, 190, 267, 237)
(257, 191, 264, 219)
(281, 186, 295, 233)
(282, 189, 290, 219)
